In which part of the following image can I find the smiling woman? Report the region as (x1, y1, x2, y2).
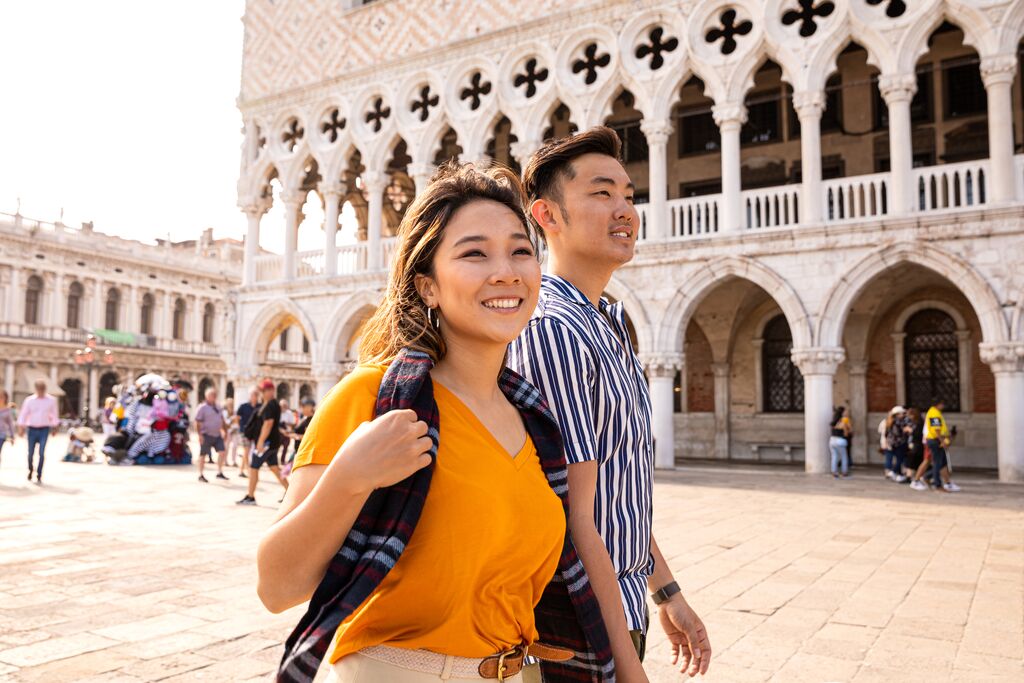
(256, 161, 615, 682)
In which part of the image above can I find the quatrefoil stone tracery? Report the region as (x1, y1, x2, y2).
(281, 119, 304, 152)
(782, 0, 835, 38)
(513, 58, 549, 99)
(410, 85, 439, 123)
(460, 72, 492, 111)
(320, 109, 346, 142)
(365, 97, 391, 133)
(635, 27, 678, 70)
(866, 0, 907, 18)
(705, 8, 753, 56)
(572, 43, 611, 85)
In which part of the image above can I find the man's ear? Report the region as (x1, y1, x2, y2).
(414, 273, 437, 309)
(530, 198, 563, 237)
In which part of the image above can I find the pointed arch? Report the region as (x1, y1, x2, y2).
(603, 274, 654, 355)
(658, 256, 813, 353)
(242, 297, 319, 368)
(318, 289, 383, 365)
(816, 242, 1008, 348)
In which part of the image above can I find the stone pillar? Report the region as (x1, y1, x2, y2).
(711, 362, 731, 459)
(320, 182, 344, 277)
(510, 137, 543, 176)
(980, 343, 1024, 482)
(956, 330, 973, 413)
(193, 297, 205, 343)
(362, 172, 388, 271)
(640, 120, 673, 241)
(408, 163, 435, 196)
(981, 55, 1019, 203)
(792, 347, 845, 474)
(892, 332, 907, 405)
(878, 73, 917, 216)
(242, 204, 266, 287)
(159, 291, 171, 339)
(3, 360, 14, 397)
(6, 266, 20, 324)
(126, 286, 138, 334)
(848, 360, 868, 464)
(50, 272, 65, 328)
(752, 338, 764, 412)
(88, 365, 99, 421)
(793, 90, 825, 224)
(92, 279, 105, 329)
(643, 354, 683, 469)
(282, 191, 305, 281)
(712, 103, 747, 233)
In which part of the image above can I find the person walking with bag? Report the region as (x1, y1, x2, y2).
(257, 163, 613, 682)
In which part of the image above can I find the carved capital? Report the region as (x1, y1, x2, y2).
(641, 353, 683, 378)
(981, 54, 1017, 87)
(318, 180, 346, 200)
(712, 103, 747, 128)
(280, 190, 307, 208)
(878, 74, 917, 104)
(792, 90, 826, 119)
(979, 343, 1024, 374)
(510, 137, 543, 164)
(847, 360, 869, 376)
(240, 199, 271, 218)
(640, 119, 673, 146)
(791, 346, 845, 376)
(361, 171, 389, 194)
(711, 362, 730, 379)
(407, 162, 436, 181)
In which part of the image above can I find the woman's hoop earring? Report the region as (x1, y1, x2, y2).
(426, 307, 440, 330)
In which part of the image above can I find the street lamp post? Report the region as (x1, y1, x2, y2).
(72, 334, 115, 426)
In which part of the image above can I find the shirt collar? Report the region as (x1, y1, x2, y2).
(542, 274, 612, 311)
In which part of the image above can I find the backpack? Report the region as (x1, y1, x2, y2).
(242, 403, 264, 441)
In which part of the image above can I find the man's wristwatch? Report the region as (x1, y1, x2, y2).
(651, 580, 681, 605)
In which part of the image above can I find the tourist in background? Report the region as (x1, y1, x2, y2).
(883, 406, 912, 483)
(17, 380, 59, 484)
(100, 397, 118, 437)
(223, 397, 239, 467)
(234, 388, 261, 478)
(278, 397, 296, 462)
(911, 398, 961, 493)
(829, 406, 851, 478)
(237, 379, 286, 506)
(195, 387, 228, 482)
(0, 390, 15, 466)
(905, 407, 925, 479)
(281, 397, 315, 472)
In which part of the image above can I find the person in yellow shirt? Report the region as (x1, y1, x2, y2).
(910, 398, 961, 492)
(256, 162, 613, 682)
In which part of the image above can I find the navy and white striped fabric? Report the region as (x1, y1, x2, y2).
(508, 274, 654, 632)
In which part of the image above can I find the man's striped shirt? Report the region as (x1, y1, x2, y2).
(508, 274, 654, 631)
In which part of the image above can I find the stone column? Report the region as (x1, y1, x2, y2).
(408, 163, 435, 196)
(3, 360, 14, 397)
(362, 172, 388, 271)
(892, 332, 907, 405)
(510, 137, 543, 176)
(643, 354, 683, 469)
(712, 103, 747, 233)
(640, 120, 673, 241)
(320, 182, 344, 277)
(752, 338, 764, 412)
(848, 360, 868, 464)
(241, 204, 266, 287)
(792, 347, 845, 474)
(956, 330, 973, 413)
(981, 55, 1019, 203)
(126, 286, 139, 334)
(711, 362, 731, 459)
(6, 266, 20, 324)
(980, 343, 1024, 482)
(793, 90, 825, 224)
(281, 191, 305, 281)
(50, 272, 65, 328)
(92, 279, 105, 329)
(193, 297, 205, 343)
(878, 73, 917, 216)
(159, 292, 171, 339)
(88, 365, 99, 421)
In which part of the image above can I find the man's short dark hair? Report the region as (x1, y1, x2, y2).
(522, 126, 622, 237)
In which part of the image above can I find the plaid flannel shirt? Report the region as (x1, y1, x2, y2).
(277, 348, 614, 682)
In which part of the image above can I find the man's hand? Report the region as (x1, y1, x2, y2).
(657, 595, 711, 677)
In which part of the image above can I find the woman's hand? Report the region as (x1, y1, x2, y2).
(326, 409, 433, 495)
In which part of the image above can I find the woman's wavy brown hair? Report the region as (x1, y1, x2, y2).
(358, 161, 535, 365)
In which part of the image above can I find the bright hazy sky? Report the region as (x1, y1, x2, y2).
(0, 1, 326, 255)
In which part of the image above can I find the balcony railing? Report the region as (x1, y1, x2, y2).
(0, 323, 220, 356)
(266, 349, 312, 365)
(246, 156, 1021, 282)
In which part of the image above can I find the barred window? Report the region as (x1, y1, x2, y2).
(105, 288, 121, 330)
(172, 298, 186, 340)
(24, 275, 43, 325)
(202, 303, 215, 343)
(140, 293, 154, 335)
(905, 309, 960, 412)
(762, 315, 803, 413)
(67, 281, 83, 328)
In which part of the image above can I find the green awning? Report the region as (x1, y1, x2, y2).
(91, 328, 139, 346)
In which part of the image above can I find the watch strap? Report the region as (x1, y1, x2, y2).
(651, 580, 681, 605)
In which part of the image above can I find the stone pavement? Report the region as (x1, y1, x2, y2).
(0, 435, 1021, 682)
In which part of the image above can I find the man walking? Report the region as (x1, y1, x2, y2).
(17, 380, 59, 484)
(509, 127, 711, 680)
(234, 387, 261, 478)
(194, 387, 228, 482)
(911, 397, 962, 492)
(236, 379, 287, 506)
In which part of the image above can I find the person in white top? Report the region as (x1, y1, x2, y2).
(17, 380, 59, 484)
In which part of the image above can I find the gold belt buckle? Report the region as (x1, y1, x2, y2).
(495, 646, 518, 682)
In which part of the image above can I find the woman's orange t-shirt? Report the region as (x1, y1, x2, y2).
(292, 365, 566, 662)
